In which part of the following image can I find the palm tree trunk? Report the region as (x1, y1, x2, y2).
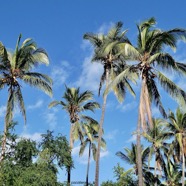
(67, 167, 71, 186)
(95, 68, 109, 186)
(154, 151, 157, 186)
(67, 123, 74, 185)
(137, 117, 143, 186)
(182, 151, 185, 186)
(137, 80, 145, 186)
(70, 123, 74, 149)
(86, 142, 91, 186)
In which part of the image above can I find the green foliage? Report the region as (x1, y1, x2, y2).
(39, 130, 73, 172)
(0, 162, 60, 186)
(0, 125, 70, 186)
(101, 164, 137, 186)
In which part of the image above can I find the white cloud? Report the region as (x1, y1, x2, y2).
(97, 22, 114, 34)
(126, 134, 136, 143)
(43, 108, 59, 130)
(51, 61, 71, 88)
(117, 101, 137, 112)
(27, 100, 43, 110)
(77, 22, 117, 92)
(81, 40, 93, 51)
(20, 132, 42, 142)
(100, 150, 109, 158)
(104, 129, 118, 140)
(76, 55, 103, 92)
(0, 105, 6, 117)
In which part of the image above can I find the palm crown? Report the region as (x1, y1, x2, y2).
(49, 86, 100, 124)
(0, 34, 52, 125)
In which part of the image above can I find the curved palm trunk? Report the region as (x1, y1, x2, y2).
(95, 68, 109, 186)
(182, 151, 185, 186)
(137, 79, 145, 186)
(137, 115, 143, 186)
(86, 142, 91, 186)
(67, 123, 74, 185)
(0, 89, 13, 163)
(154, 150, 157, 186)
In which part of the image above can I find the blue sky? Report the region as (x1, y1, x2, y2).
(0, 0, 186, 184)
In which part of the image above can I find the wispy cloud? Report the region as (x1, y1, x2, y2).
(126, 134, 136, 143)
(104, 129, 118, 140)
(97, 22, 114, 34)
(51, 61, 71, 88)
(43, 108, 59, 130)
(117, 101, 137, 112)
(77, 22, 117, 92)
(27, 100, 43, 110)
(0, 105, 6, 118)
(20, 132, 42, 142)
(76, 55, 103, 92)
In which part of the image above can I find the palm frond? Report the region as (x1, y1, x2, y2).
(14, 85, 26, 124)
(82, 102, 100, 112)
(24, 72, 53, 84)
(157, 71, 186, 106)
(5, 90, 14, 127)
(146, 77, 167, 118)
(91, 143, 97, 160)
(116, 151, 131, 164)
(79, 139, 89, 156)
(22, 75, 52, 97)
(83, 33, 103, 47)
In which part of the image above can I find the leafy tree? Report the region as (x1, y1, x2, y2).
(84, 21, 136, 186)
(39, 130, 73, 184)
(49, 86, 99, 185)
(39, 130, 73, 174)
(110, 17, 186, 185)
(14, 138, 38, 167)
(0, 35, 52, 161)
(0, 161, 61, 186)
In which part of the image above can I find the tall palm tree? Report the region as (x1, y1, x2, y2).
(0, 34, 52, 161)
(165, 108, 186, 186)
(116, 143, 156, 185)
(79, 120, 106, 186)
(84, 21, 136, 186)
(48, 86, 100, 185)
(161, 160, 183, 186)
(142, 118, 171, 185)
(109, 17, 186, 185)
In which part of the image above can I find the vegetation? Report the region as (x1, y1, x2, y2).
(0, 17, 186, 186)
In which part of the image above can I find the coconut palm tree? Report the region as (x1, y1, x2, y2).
(161, 160, 183, 186)
(48, 86, 100, 185)
(0, 34, 52, 162)
(108, 17, 186, 185)
(116, 143, 157, 185)
(165, 108, 186, 186)
(79, 120, 106, 186)
(142, 118, 171, 185)
(84, 21, 136, 186)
